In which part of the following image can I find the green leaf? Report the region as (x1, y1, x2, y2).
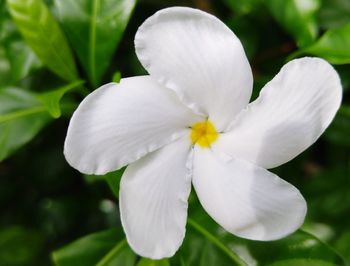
(0, 40, 41, 86)
(180, 201, 345, 266)
(318, 0, 350, 29)
(105, 168, 125, 198)
(55, 0, 137, 86)
(96, 240, 135, 266)
(136, 258, 170, 266)
(52, 228, 136, 266)
(0, 5, 41, 86)
(301, 23, 350, 64)
(247, 230, 345, 265)
(173, 208, 248, 266)
(181, 218, 248, 266)
(267, 259, 336, 266)
(37, 80, 84, 118)
(335, 230, 350, 264)
(7, 0, 78, 81)
(0, 226, 44, 266)
(0, 83, 78, 160)
(0, 87, 52, 161)
(265, 0, 320, 47)
(0, 46, 12, 85)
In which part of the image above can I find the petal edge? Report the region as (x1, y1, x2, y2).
(135, 7, 253, 131)
(64, 76, 200, 174)
(193, 148, 307, 241)
(215, 57, 342, 168)
(120, 137, 193, 259)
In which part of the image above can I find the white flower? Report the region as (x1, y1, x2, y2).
(64, 7, 342, 259)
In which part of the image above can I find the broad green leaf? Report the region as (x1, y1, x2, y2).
(0, 32, 9, 83)
(55, 0, 136, 86)
(0, 87, 52, 161)
(37, 80, 84, 118)
(335, 230, 350, 264)
(0, 46, 11, 85)
(247, 230, 345, 265)
(0, 226, 44, 266)
(96, 240, 135, 266)
(180, 200, 345, 266)
(52, 228, 136, 266)
(265, 0, 320, 47)
(0, 83, 78, 161)
(0, 40, 41, 86)
(302, 222, 334, 243)
(267, 259, 336, 266)
(0, 5, 41, 86)
(7, 0, 78, 81)
(137, 258, 170, 266)
(318, 0, 350, 29)
(302, 23, 350, 64)
(174, 214, 248, 266)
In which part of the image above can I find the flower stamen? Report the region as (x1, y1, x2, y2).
(190, 120, 219, 148)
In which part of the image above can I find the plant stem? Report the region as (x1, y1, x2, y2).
(96, 239, 127, 266)
(187, 218, 248, 266)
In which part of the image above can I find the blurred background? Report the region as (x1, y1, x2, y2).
(0, 0, 349, 265)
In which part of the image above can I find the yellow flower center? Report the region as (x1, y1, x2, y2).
(190, 120, 219, 148)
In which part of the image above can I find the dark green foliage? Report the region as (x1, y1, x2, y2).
(7, 0, 78, 81)
(54, 0, 136, 86)
(0, 88, 52, 161)
(52, 228, 136, 266)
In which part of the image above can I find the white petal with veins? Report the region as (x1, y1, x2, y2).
(192, 147, 307, 240)
(120, 137, 192, 259)
(64, 76, 201, 175)
(135, 7, 253, 131)
(214, 57, 342, 168)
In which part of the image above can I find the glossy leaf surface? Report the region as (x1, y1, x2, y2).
(265, 0, 320, 47)
(55, 0, 136, 86)
(52, 228, 136, 266)
(318, 0, 350, 29)
(136, 258, 170, 266)
(303, 23, 350, 64)
(0, 87, 51, 161)
(0, 2, 41, 86)
(7, 0, 78, 81)
(37, 80, 84, 118)
(173, 202, 346, 266)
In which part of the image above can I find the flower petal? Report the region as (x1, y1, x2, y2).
(120, 137, 192, 259)
(192, 148, 307, 241)
(135, 7, 253, 131)
(214, 57, 342, 169)
(64, 76, 201, 175)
